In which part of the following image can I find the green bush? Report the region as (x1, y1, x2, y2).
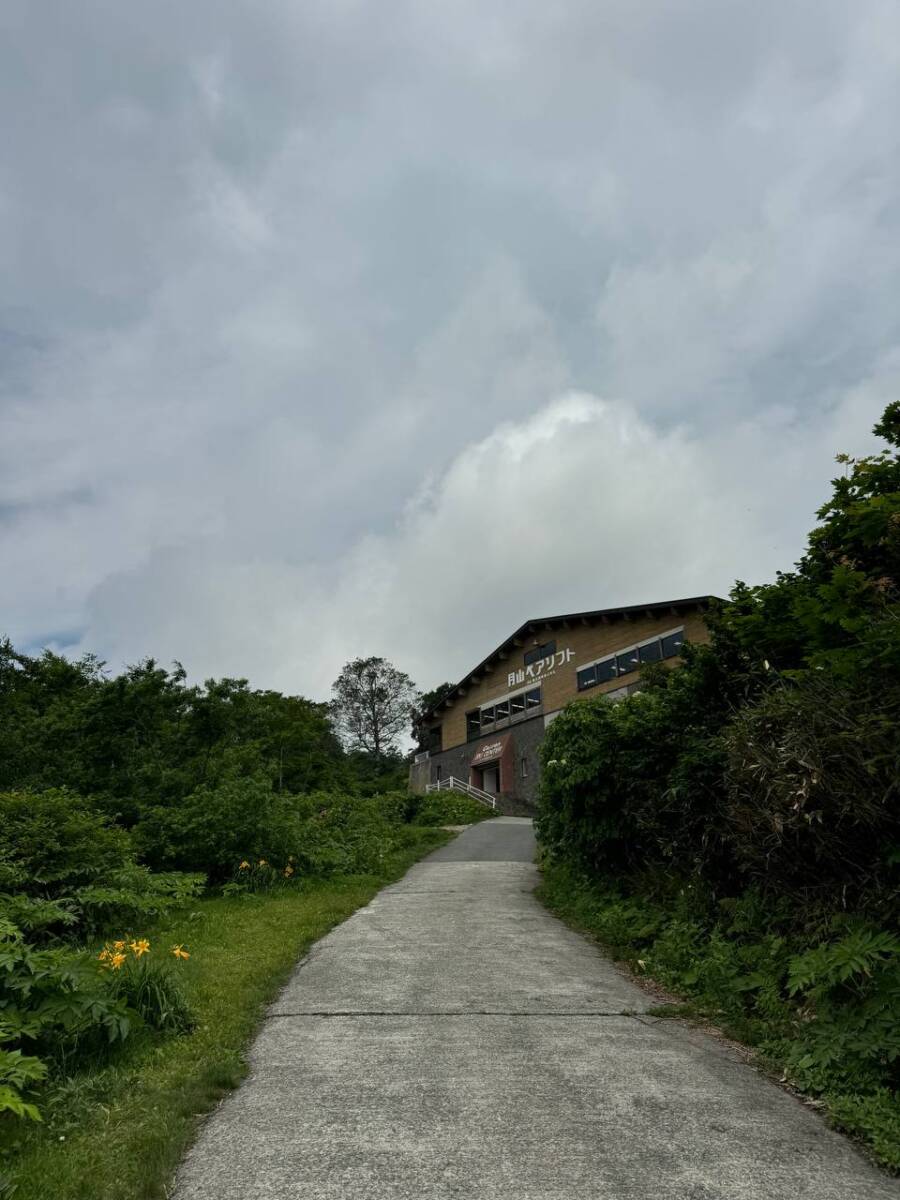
(411, 792, 495, 826)
(0, 790, 132, 893)
(0, 790, 204, 943)
(137, 784, 445, 883)
(536, 646, 736, 881)
(724, 669, 900, 914)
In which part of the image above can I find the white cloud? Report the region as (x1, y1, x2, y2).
(1, 0, 898, 699)
(71, 382, 887, 697)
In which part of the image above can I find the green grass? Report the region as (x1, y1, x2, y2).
(0, 827, 451, 1200)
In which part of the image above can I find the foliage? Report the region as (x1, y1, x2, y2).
(724, 670, 900, 912)
(535, 645, 738, 883)
(0, 1050, 46, 1122)
(0, 836, 450, 1199)
(0, 650, 351, 822)
(345, 748, 409, 796)
(101, 942, 195, 1035)
(0, 922, 137, 1123)
(329, 657, 419, 759)
(0, 790, 204, 942)
(536, 402, 900, 1169)
(136, 785, 437, 882)
(410, 791, 495, 826)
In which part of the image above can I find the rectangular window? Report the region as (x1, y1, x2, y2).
(480, 705, 495, 727)
(495, 699, 510, 722)
(595, 657, 617, 684)
(466, 710, 481, 740)
(577, 664, 597, 690)
(639, 638, 663, 664)
(524, 639, 556, 666)
(616, 648, 640, 676)
(510, 692, 525, 716)
(427, 725, 443, 753)
(525, 687, 542, 710)
(521, 755, 529, 778)
(661, 629, 685, 658)
(435, 764, 442, 782)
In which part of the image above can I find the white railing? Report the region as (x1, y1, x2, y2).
(425, 775, 497, 809)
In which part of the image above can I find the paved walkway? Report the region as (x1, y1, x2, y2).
(174, 818, 898, 1199)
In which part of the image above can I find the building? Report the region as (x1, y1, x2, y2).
(409, 596, 715, 812)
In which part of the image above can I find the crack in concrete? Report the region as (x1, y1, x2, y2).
(265, 1009, 654, 1018)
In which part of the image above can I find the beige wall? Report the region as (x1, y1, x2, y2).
(437, 608, 710, 751)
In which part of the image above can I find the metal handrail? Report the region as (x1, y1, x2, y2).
(425, 776, 497, 809)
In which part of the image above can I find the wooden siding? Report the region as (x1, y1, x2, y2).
(438, 608, 710, 751)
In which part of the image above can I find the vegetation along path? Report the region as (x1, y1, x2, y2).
(174, 819, 896, 1199)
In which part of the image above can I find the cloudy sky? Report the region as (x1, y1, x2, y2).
(2, 2, 899, 700)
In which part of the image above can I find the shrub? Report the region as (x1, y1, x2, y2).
(133, 775, 285, 878)
(724, 669, 900, 916)
(0, 789, 132, 893)
(412, 792, 494, 826)
(536, 645, 736, 881)
(0, 921, 136, 1121)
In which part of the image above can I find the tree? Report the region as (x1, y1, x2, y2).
(329, 657, 420, 761)
(411, 681, 456, 750)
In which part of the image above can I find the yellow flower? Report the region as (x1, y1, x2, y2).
(283, 864, 294, 877)
(98, 947, 111, 963)
(130, 939, 150, 958)
(109, 952, 127, 970)
(113, 940, 126, 952)
(239, 860, 250, 870)
(171, 944, 190, 960)
(258, 859, 267, 866)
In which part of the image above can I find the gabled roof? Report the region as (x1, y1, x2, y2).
(423, 595, 718, 721)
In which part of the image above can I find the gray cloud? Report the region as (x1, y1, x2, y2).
(1, 1, 898, 694)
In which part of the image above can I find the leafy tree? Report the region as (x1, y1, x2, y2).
(329, 657, 419, 761)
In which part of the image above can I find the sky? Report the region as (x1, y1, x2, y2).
(2, 1, 899, 701)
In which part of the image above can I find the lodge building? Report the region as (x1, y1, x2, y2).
(409, 596, 715, 812)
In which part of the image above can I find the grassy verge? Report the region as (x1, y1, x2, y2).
(537, 860, 900, 1173)
(0, 827, 451, 1200)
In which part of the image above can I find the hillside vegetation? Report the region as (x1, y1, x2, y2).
(537, 401, 900, 1169)
(0, 640, 486, 1196)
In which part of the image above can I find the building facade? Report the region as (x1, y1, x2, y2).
(409, 597, 714, 812)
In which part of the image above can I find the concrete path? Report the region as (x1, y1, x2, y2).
(174, 818, 898, 1199)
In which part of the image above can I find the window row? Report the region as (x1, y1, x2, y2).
(524, 639, 556, 667)
(576, 628, 685, 692)
(466, 686, 542, 740)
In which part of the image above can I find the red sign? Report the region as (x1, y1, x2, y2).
(470, 733, 510, 767)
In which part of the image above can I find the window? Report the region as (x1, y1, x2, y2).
(435, 764, 442, 782)
(466, 710, 481, 740)
(510, 692, 526, 716)
(661, 629, 685, 658)
(617, 647, 640, 676)
(521, 755, 529, 778)
(495, 699, 510, 722)
(524, 639, 556, 667)
(639, 639, 662, 664)
(525, 687, 542, 710)
(481, 705, 495, 727)
(596, 657, 617, 684)
(577, 664, 597, 691)
(426, 725, 443, 753)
